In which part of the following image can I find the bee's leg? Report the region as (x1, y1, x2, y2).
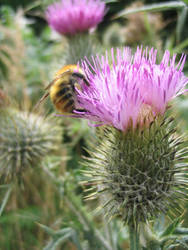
(72, 72, 90, 86)
(74, 108, 87, 113)
(33, 92, 49, 111)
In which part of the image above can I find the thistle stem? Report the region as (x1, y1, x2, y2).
(128, 224, 141, 250)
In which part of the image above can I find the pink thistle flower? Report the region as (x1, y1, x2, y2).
(46, 0, 106, 35)
(136, 48, 188, 113)
(75, 47, 188, 131)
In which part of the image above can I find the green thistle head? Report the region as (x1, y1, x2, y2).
(0, 109, 62, 182)
(83, 117, 188, 225)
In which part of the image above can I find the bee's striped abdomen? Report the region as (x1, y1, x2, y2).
(45, 64, 89, 115)
(51, 83, 75, 113)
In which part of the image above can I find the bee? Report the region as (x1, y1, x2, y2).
(35, 64, 89, 114)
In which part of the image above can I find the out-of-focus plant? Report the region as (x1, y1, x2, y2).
(0, 6, 55, 107)
(113, 1, 187, 20)
(45, 0, 107, 64)
(112, 1, 188, 54)
(40, 156, 129, 250)
(103, 1, 164, 48)
(0, 99, 63, 250)
(0, 109, 62, 183)
(0, 164, 66, 250)
(0, 89, 9, 108)
(0, 7, 25, 84)
(140, 215, 188, 249)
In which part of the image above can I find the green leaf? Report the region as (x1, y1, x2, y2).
(154, 214, 166, 235)
(182, 0, 188, 4)
(112, 1, 186, 19)
(24, 0, 43, 12)
(169, 236, 188, 249)
(49, 234, 72, 250)
(36, 223, 55, 236)
(0, 186, 12, 216)
(43, 240, 55, 250)
(69, 230, 83, 250)
(160, 217, 182, 238)
(176, 7, 188, 42)
(43, 228, 83, 250)
(54, 228, 73, 237)
(173, 38, 188, 53)
(104, 0, 118, 2)
(174, 227, 188, 235)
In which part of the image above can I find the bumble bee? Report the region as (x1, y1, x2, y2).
(35, 64, 89, 114)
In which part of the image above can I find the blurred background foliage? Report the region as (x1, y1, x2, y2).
(0, 0, 188, 249)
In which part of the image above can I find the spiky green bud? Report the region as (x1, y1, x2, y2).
(83, 117, 188, 225)
(0, 110, 62, 182)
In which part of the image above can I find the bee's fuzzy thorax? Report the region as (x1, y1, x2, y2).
(38, 65, 88, 115)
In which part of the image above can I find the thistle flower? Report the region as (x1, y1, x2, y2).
(46, 0, 106, 36)
(78, 47, 188, 229)
(0, 110, 62, 182)
(77, 47, 188, 131)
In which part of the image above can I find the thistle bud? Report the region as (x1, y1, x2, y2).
(84, 117, 188, 224)
(0, 110, 62, 182)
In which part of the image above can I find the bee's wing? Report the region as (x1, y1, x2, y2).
(33, 70, 72, 111)
(33, 91, 50, 111)
(33, 79, 56, 111)
(44, 78, 55, 90)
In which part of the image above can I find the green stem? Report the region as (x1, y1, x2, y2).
(129, 224, 141, 250)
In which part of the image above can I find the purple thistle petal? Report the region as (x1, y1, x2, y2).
(46, 0, 106, 35)
(75, 47, 188, 131)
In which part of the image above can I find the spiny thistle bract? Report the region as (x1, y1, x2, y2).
(0, 110, 62, 182)
(83, 117, 188, 225)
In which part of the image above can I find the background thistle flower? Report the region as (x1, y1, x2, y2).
(0, 109, 62, 182)
(46, 0, 106, 65)
(46, 0, 106, 36)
